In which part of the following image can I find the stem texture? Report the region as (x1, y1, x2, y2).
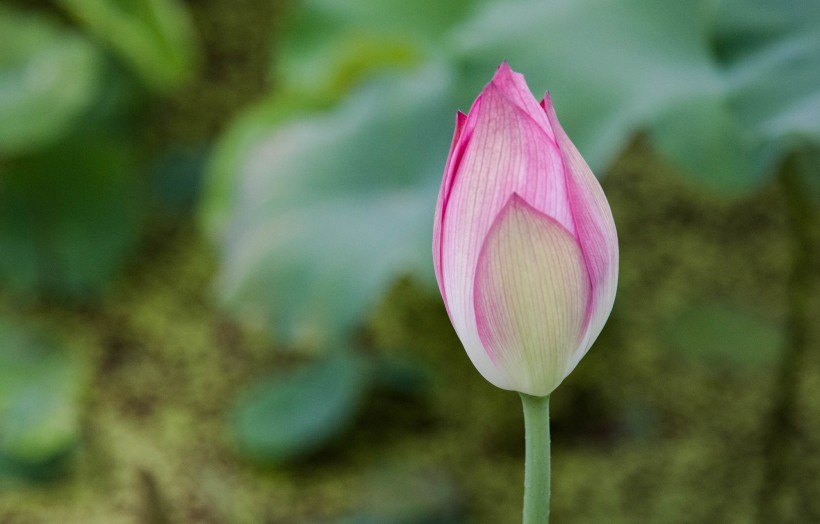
(520, 393, 551, 524)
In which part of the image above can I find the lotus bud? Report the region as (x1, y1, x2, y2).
(432, 62, 618, 397)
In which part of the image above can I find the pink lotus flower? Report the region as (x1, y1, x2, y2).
(432, 62, 618, 397)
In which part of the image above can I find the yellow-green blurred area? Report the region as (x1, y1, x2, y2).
(1, 0, 819, 522)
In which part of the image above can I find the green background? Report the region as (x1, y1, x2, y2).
(0, 0, 818, 522)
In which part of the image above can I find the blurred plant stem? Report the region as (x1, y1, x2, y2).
(521, 393, 551, 524)
(139, 469, 171, 524)
(757, 153, 816, 522)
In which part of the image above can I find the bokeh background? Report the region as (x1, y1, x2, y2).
(1, 0, 819, 522)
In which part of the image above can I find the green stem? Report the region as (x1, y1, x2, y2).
(520, 393, 551, 524)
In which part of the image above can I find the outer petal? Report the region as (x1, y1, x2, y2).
(474, 195, 589, 396)
(433, 109, 469, 311)
(542, 94, 619, 378)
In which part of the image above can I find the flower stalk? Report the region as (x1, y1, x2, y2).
(521, 393, 551, 524)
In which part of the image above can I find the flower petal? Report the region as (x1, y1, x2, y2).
(542, 94, 619, 377)
(438, 81, 572, 390)
(492, 62, 554, 140)
(433, 78, 575, 388)
(474, 194, 590, 396)
(433, 109, 469, 310)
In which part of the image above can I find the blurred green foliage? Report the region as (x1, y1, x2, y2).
(0, 0, 197, 488)
(0, 321, 85, 478)
(0, 0, 199, 300)
(204, 0, 820, 359)
(0, 6, 101, 155)
(0, 135, 138, 298)
(57, 0, 200, 92)
(232, 352, 369, 463)
(205, 63, 455, 349)
(0, 0, 818, 522)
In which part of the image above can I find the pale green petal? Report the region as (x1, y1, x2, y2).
(474, 195, 590, 396)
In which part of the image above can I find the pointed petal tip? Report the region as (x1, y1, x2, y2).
(540, 91, 553, 111)
(453, 110, 467, 138)
(484, 63, 557, 139)
(508, 192, 526, 208)
(492, 194, 528, 223)
(492, 60, 516, 84)
(508, 192, 539, 214)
